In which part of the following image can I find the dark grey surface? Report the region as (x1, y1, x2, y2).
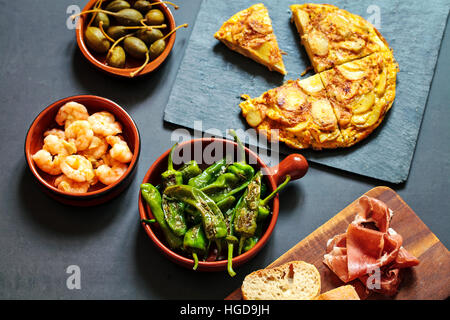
(164, 0, 450, 184)
(0, 0, 448, 299)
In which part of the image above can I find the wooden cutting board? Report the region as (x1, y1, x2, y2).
(226, 187, 450, 300)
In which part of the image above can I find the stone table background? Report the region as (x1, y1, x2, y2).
(0, 0, 448, 299)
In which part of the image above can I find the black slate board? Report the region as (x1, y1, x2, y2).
(164, 0, 450, 183)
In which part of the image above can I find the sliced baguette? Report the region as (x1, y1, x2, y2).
(316, 285, 360, 300)
(241, 261, 321, 300)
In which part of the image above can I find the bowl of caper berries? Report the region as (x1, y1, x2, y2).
(74, 0, 188, 78)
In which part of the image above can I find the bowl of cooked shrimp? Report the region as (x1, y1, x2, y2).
(25, 95, 140, 206)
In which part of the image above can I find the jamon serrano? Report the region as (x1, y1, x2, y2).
(323, 196, 419, 296)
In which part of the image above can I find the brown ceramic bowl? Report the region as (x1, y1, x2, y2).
(25, 95, 141, 206)
(138, 137, 309, 272)
(76, 0, 177, 78)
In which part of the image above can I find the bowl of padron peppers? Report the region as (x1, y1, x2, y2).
(138, 132, 309, 276)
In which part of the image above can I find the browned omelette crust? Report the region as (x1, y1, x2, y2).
(290, 4, 389, 73)
(214, 3, 287, 75)
(240, 74, 344, 150)
(320, 51, 398, 147)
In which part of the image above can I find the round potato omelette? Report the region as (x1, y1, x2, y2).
(239, 3, 399, 150)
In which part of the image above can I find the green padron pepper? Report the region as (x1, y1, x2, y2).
(188, 158, 228, 189)
(183, 224, 207, 270)
(164, 185, 228, 241)
(228, 129, 255, 181)
(184, 195, 236, 227)
(222, 197, 243, 277)
(162, 194, 187, 237)
(161, 143, 183, 190)
(140, 183, 183, 250)
(179, 160, 202, 183)
(216, 195, 236, 212)
(161, 143, 187, 236)
(234, 171, 262, 254)
(200, 172, 241, 201)
(257, 175, 291, 222)
(243, 175, 292, 252)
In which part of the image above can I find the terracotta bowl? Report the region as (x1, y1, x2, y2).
(138, 137, 309, 272)
(25, 95, 141, 206)
(76, 0, 176, 78)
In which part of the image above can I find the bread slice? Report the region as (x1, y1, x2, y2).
(316, 285, 360, 300)
(241, 261, 321, 300)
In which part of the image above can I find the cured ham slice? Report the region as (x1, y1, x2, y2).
(346, 224, 385, 281)
(323, 196, 419, 296)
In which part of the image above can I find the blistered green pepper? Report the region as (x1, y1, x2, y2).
(183, 195, 236, 228)
(206, 129, 255, 204)
(228, 129, 255, 181)
(164, 185, 228, 241)
(242, 175, 292, 252)
(234, 171, 262, 254)
(201, 172, 241, 201)
(257, 175, 291, 222)
(183, 224, 207, 270)
(140, 183, 183, 250)
(161, 143, 187, 236)
(216, 195, 236, 212)
(161, 143, 183, 190)
(162, 194, 187, 237)
(223, 196, 243, 277)
(179, 160, 202, 182)
(260, 182, 269, 199)
(227, 162, 254, 182)
(242, 223, 263, 253)
(188, 158, 228, 189)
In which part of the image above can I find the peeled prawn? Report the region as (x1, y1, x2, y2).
(65, 120, 94, 151)
(82, 136, 108, 161)
(32, 150, 63, 175)
(95, 162, 128, 186)
(43, 134, 77, 156)
(106, 135, 133, 163)
(55, 101, 89, 128)
(88, 112, 122, 137)
(54, 175, 90, 193)
(44, 129, 66, 140)
(60, 155, 95, 183)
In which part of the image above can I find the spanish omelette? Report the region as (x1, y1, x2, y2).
(290, 3, 390, 73)
(320, 50, 398, 147)
(214, 3, 287, 75)
(240, 74, 344, 150)
(238, 4, 398, 150)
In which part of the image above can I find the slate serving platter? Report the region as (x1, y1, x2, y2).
(164, 0, 450, 183)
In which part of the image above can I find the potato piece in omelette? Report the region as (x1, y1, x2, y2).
(240, 74, 344, 150)
(214, 3, 287, 75)
(320, 51, 398, 147)
(290, 4, 390, 73)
